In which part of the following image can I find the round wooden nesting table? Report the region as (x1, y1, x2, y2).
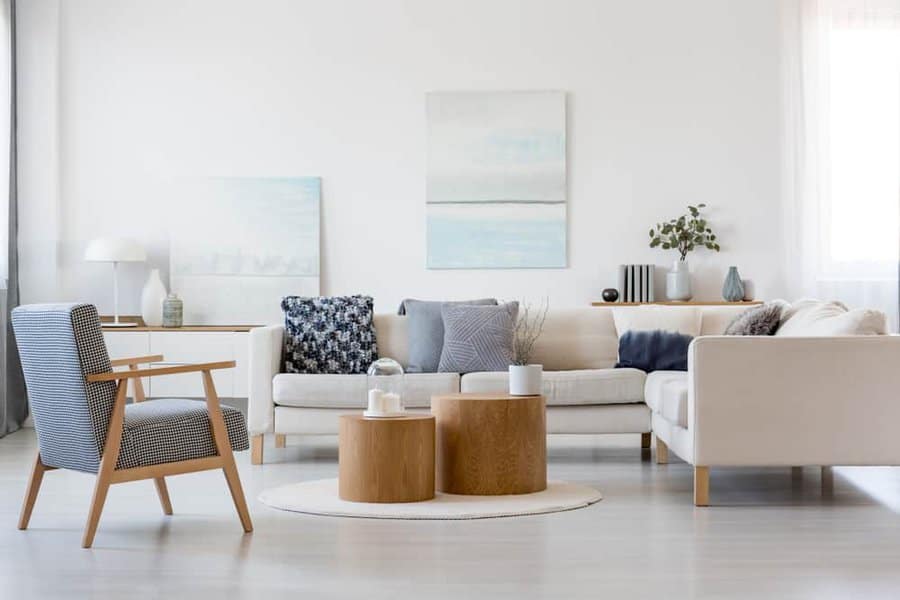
(431, 393, 546, 495)
(338, 414, 435, 503)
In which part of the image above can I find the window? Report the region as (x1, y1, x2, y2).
(825, 25, 900, 276)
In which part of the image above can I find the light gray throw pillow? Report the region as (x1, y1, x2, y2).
(438, 302, 519, 374)
(400, 298, 498, 373)
(724, 301, 787, 336)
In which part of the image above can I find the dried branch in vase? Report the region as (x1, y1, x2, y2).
(513, 298, 549, 366)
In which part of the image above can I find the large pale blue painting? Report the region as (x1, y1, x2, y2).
(426, 91, 567, 269)
(170, 177, 320, 324)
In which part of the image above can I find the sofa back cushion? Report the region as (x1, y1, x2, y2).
(529, 308, 619, 370)
(372, 304, 755, 372)
(776, 299, 888, 336)
(374, 313, 408, 367)
(612, 306, 702, 337)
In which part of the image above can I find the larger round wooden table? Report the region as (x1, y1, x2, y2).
(338, 415, 435, 503)
(431, 393, 546, 495)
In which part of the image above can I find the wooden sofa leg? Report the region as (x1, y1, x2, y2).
(18, 453, 48, 530)
(655, 436, 669, 464)
(694, 466, 709, 507)
(251, 435, 264, 465)
(641, 433, 651, 449)
(274, 434, 286, 449)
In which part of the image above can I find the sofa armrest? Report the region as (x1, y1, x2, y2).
(689, 335, 900, 467)
(248, 325, 284, 435)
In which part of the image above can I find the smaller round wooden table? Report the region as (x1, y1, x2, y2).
(432, 393, 546, 495)
(338, 414, 435, 503)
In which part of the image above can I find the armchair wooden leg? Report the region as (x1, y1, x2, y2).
(641, 433, 651, 449)
(251, 435, 264, 465)
(18, 453, 48, 530)
(154, 477, 173, 515)
(655, 436, 669, 464)
(694, 466, 709, 507)
(203, 371, 253, 533)
(274, 434, 286, 449)
(83, 381, 127, 549)
(83, 475, 112, 549)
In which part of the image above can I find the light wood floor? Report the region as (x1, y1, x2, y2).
(2, 429, 900, 599)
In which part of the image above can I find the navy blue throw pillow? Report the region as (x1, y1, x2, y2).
(615, 330, 693, 372)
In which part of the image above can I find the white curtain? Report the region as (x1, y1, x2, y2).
(783, 0, 900, 332)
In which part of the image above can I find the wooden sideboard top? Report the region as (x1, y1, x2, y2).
(101, 325, 260, 332)
(591, 301, 763, 307)
(99, 315, 260, 331)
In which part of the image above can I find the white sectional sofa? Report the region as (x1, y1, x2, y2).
(247, 304, 748, 464)
(652, 334, 900, 506)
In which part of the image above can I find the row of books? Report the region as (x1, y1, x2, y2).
(617, 264, 656, 303)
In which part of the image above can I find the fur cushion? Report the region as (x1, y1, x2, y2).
(281, 295, 377, 374)
(724, 301, 787, 336)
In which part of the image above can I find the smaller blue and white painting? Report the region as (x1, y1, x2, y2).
(426, 91, 567, 269)
(170, 176, 321, 324)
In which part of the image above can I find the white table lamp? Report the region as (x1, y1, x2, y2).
(84, 237, 147, 327)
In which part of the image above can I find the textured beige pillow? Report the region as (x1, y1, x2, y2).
(776, 299, 887, 336)
(612, 306, 702, 337)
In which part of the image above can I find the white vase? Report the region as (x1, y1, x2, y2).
(665, 259, 692, 301)
(509, 364, 543, 396)
(140, 269, 167, 327)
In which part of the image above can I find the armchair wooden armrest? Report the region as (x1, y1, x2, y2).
(109, 354, 164, 367)
(87, 361, 236, 382)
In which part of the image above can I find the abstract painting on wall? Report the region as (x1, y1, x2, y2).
(426, 91, 567, 269)
(169, 176, 320, 324)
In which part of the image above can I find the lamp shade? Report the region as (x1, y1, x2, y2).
(84, 237, 147, 263)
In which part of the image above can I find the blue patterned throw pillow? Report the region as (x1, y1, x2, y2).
(281, 295, 377, 374)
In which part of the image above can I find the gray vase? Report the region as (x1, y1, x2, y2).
(722, 266, 745, 302)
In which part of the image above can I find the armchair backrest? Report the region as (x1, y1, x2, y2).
(11, 303, 117, 473)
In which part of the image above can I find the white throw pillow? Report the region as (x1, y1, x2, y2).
(612, 306, 702, 337)
(776, 299, 887, 336)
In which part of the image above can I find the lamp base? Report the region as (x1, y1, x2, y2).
(103, 322, 138, 328)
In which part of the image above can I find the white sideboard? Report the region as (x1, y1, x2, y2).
(102, 326, 255, 399)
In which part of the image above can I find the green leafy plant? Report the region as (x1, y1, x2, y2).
(648, 204, 721, 262)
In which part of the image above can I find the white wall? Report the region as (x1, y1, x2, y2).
(18, 0, 785, 318)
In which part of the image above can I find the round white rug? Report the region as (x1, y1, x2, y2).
(258, 479, 602, 520)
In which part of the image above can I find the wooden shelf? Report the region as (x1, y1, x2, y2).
(591, 301, 762, 307)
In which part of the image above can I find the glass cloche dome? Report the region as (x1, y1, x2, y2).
(365, 358, 406, 417)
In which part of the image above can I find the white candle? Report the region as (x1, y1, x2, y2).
(382, 392, 401, 413)
(367, 389, 384, 414)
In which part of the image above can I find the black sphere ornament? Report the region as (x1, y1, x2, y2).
(601, 288, 619, 303)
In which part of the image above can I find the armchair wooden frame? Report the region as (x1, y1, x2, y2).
(18, 355, 253, 548)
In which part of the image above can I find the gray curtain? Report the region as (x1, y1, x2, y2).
(1, 0, 23, 438)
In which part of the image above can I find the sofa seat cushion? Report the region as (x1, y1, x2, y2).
(118, 399, 249, 470)
(272, 372, 460, 409)
(643, 370, 688, 427)
(460, 368, 646, 406)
